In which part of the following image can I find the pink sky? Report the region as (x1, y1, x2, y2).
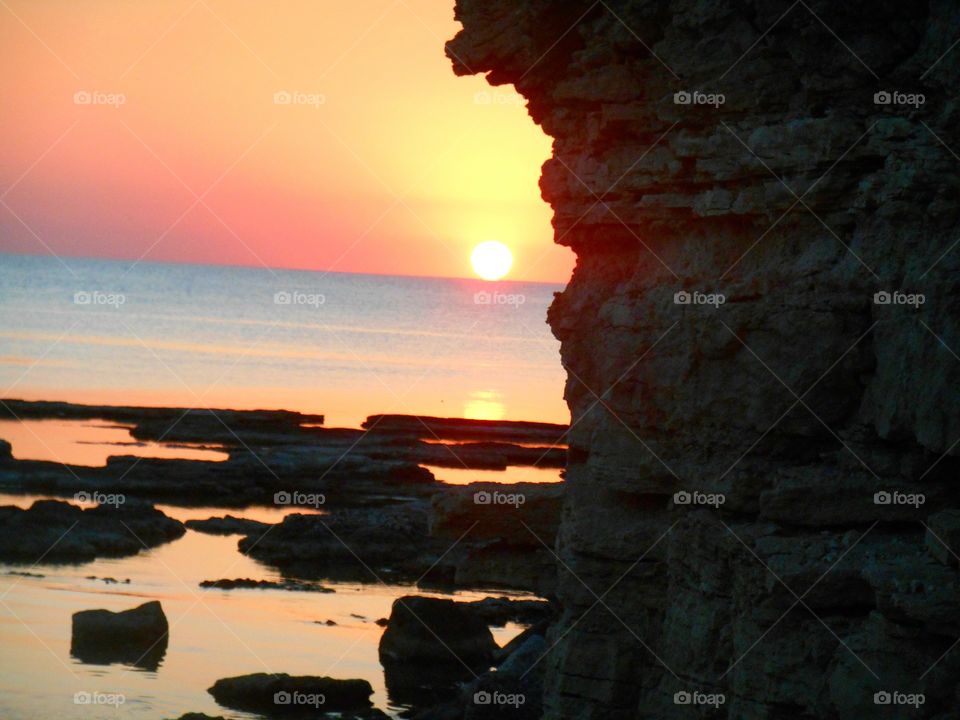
(0, 0, 573, 283)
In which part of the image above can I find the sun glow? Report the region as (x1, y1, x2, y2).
(470, 241, 513, 281)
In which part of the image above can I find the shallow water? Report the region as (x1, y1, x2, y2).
(0, 419, 229, 467)
(0, 494, 531, 719)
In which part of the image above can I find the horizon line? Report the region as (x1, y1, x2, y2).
(0, 249, 570, 287)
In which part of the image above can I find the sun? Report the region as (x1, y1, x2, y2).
(471, 241, 513, 281)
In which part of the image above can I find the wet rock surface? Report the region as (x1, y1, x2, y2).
(449, 0, 960, 717)
(199, 578, 335, 593)
(0, 500, 185, 563)
(0, 402, 565, 506)
(379, 595, 499, 668)
(185, 515, 271, 535)
(208, 673, 374, 715)
(71, 600, 168, 669)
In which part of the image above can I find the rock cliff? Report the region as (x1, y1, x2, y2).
(449, 1, 960, 717)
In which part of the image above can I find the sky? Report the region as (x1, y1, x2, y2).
(0, 0, 573, 283)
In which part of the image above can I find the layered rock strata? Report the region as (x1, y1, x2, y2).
(449, 2, 960, 717)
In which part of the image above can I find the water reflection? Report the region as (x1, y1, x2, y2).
(0, 419, 228, 467)
(0, 494, 534, 719)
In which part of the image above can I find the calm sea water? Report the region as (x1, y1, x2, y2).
(0, 254, 568, 428)
(0, 255, 563, 719)
(0, 494, 531, 720)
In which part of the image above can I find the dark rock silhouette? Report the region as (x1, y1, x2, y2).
(379, 595, 498, 667)
(208, 673, 373, 715)
(380, 595, 499, 709)
(71, 600, 168, 669)
(0, 500, 184, 563)
(449, 0, 960, 717)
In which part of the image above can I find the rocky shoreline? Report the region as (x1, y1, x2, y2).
(0, 399, 566, 718)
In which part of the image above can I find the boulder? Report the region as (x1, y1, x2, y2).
(71, 600, 168, 669)
(379, 596, 497, 668)
(208, 673, 373, 715)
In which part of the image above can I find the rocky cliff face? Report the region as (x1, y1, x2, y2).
(448, 2, 960, 718)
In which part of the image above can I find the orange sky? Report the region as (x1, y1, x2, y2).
(0, 0, 573, 283)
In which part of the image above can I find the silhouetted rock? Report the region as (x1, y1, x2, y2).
(240, 503, 444, 582)
(208, 673, 373, 715)
(379, 595, 498, 667)
(185, 515, 271, 535)
(362, 414, 567, 444)
(461, 597, 552, 627)
(199, 578, 334, 593)
(0, 500, 184, 563)
(71, 600, 168, 669)
(449, 0, 960, 716)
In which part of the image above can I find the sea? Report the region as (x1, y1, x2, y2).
(0, 253, 567, 719)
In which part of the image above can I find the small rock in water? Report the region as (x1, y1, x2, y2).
(199, 578, 334, 593)
(208, 673, 374, 714)
(71, 600, 168, 669)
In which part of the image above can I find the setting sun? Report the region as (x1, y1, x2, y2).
(471, 240, 513, 281)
